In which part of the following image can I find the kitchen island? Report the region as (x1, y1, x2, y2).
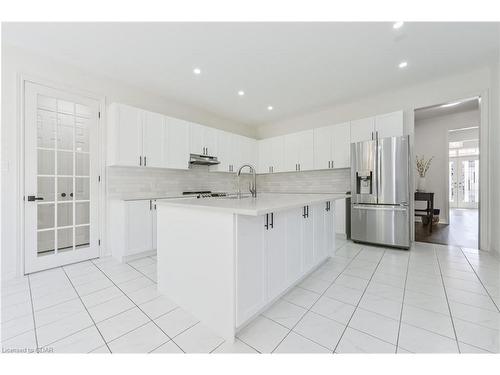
(156, 193, 348, 341)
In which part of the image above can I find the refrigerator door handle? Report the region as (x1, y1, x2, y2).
(352, 204, 408, 212)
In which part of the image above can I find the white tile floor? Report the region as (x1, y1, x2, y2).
(2, 240, 499, 353)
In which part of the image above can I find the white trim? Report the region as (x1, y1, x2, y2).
(17, 73, 106, 276)
(412, 90, 490, 251)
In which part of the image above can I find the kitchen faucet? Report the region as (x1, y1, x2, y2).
(236, 164, 257, 198)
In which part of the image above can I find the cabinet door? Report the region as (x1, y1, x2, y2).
(332, 122, 351, 169)
(126, 200, 153, 255)
(258, 138, 272, 174)
(297, 130, 314, 171)
(203, 126, 218, 156)
(350, 117, 375, 143)
(284, 133, 300, 172)
(301, 206, 314, 272)
(115, 104, 143, 166)
(212, 130, 232, 172)
(314, 125, 332, 170)
(143, 110, 164, 168)
(270, 136, 285, 173)
(334, 199, 346, 236)
(325, 203, 335, 256)
(229, 134, 242, 171)
(151, 200, 157, 250)
(313, 203, 327, 264)
(165, 117, 190, 170)
(236, 215, 265, 325)
(285, 208, 302, 284)
(266, 212, 287, 300)
(240, 136, 257, 168)
(189, 122, 204, 155)
(375, 111, 404, 139)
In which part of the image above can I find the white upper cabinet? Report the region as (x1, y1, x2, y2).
(258, 136, 284, 174)
(212, 130, 237, 173)
(375, 111, 404, 139)
(284, 130, 313, 172)
(142, 110, 164, 168)
(258, 138, 272, 174)
(190, 123, 218, 156)
(313, 125, 332, 170)
(350, 111, 404, 143)
(332, 122, 351, 168)
(284, 132, 301, 172)
(165, 117, 190, 170)
(350, 116, 376, 143)
(108, 103, 143, 167)
(313, 122, 350, 170)
(241, 136, 257, 168)
(211, 133, 256, 173)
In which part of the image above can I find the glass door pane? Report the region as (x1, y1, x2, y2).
(35, 93, 93, 256)
(449, 160, 457, 208)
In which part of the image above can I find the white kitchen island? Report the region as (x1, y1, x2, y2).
(156, 193, 348, 342)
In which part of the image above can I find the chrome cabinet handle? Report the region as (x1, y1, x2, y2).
(144, 156, 147, 166)
(139, 156, 142, 166)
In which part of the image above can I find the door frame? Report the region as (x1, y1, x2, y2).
(412, 90, 490, 251)
(18, 74, 106, 275)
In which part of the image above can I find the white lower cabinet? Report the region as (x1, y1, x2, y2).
(301, 205, 314, 272)
(236, 202, 334, 326)
(108, 199, 157, 262)
(265, 212, 287, 299)
(334, 198, 346, 237)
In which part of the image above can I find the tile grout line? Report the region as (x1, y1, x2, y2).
(433, 247, 461, 353)
(61, 266, 112, 353)
(395, 249, 411, 351)
(267, 245, 365, 353)
(331, 248, 388, 354)
(458, 247, 500, 313)
(126, 262, 157, 284)
(90, 259, 185, 353)
(27, 275, 40, 350)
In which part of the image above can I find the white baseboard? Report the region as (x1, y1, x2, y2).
(116, 249, 157, 263)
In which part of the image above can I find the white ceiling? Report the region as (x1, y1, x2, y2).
(3, 22, 499, 127)
(415, 97, 480, 121)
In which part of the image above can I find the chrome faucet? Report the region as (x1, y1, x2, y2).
(236, 164, 257, 198)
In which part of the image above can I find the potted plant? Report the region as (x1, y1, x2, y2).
(416, 155, 433, 192)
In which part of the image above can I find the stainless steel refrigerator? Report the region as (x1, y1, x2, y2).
(350, 135, 410, 249)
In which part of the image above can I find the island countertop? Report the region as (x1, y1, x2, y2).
(156, 192, 349, 216)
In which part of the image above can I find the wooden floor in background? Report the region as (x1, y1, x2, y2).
(415, 208, 478, 249)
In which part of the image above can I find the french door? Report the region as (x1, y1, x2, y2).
(449, 157, 479, 209)
(24, 82, 100, 274)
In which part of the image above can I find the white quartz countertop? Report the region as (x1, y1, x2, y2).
(156, 193, 349, 216)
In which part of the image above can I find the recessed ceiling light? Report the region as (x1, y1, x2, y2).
(393, 22, 404, 29)
(398, 61, 408, 69)
(267, 106, 273, 111)
(441, 101, 461, 108)
(193, 68, 201, 75)
(238, 90, 245, 96)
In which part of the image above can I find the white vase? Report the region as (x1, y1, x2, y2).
(417, 177, 426, 192)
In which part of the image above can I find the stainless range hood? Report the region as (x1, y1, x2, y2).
(189, 153, 220, 166)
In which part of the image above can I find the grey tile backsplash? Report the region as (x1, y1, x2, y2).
(257, 168, 351, 194)
(107, 165, 351, 199)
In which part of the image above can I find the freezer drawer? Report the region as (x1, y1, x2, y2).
(351, 204, 409, 249)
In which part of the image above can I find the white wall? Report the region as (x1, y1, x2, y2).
(414, 109, 480, 224)
(1, 44, 255, 280)
(491, 42, 500, 254)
